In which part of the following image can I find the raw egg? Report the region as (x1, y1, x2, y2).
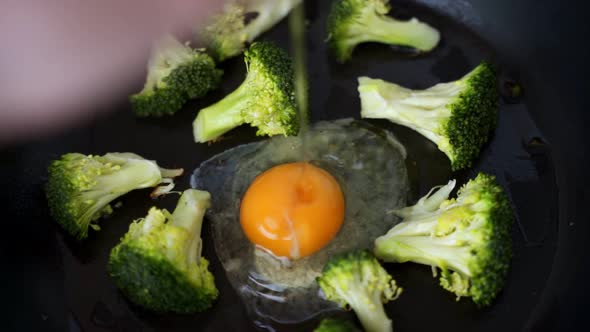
(191, 119, 409, 328)
(240, 162, 345, 259)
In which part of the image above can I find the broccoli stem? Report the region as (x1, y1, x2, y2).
(91, 159, 162, 201)
(77, 160, 163, 225)
(171, 190, 211, 263)
(354, 13, 439, 52)
(349, 290, 392, 332)
(375, 235, 471, 276)
(359, 77, 461, 145)
(193, 83, 250, 142)
(79, 193, 120, 224)
(381, 215, 440, 237)
(159, 167, 184, 178)
(396, 180, 456, 217)
(244, 0, 303, 43)
(171, 190, 209, 234)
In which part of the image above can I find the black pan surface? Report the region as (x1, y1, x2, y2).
(3, 0, 589, 331)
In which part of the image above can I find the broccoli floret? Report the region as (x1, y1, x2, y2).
(327, 0, 440, 63)
(314, 318, 360, 332)
(374, 173, 513, 306)
(130, 35, 222, 117)
(317, 250, 402, 332)
(46, 152, 183, 240)
(193, 41, 298, 143)
(359, 62, 498, 170)
(108, 189, 218, 313)
(202, 0, 302, 61)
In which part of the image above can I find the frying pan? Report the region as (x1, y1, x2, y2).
(3, 0, 589, 331)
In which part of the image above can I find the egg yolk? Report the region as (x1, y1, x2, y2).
(240, 162, 345, 259)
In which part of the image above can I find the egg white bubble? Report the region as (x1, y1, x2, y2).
(191, 119, 409, 328)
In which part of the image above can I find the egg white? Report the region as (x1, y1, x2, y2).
(191, 119, 409, 327)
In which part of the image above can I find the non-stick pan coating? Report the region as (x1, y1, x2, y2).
(2, 0, 588, 331)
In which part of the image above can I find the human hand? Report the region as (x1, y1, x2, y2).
(0, 0, 222, 142)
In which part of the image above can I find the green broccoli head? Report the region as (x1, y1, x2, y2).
(45, 152, 183, 240)
(130, 35, 223, 117)
(314, 318, 360, 332)
(374, 173, 513, 306)
(359, 62, 498, 170)
(327, 0, 440, 63)
(202, 0, 302, 61)
(193, 41, 298, 143)
(108, 189, 218, 313)
(317, 250, 402, 332)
